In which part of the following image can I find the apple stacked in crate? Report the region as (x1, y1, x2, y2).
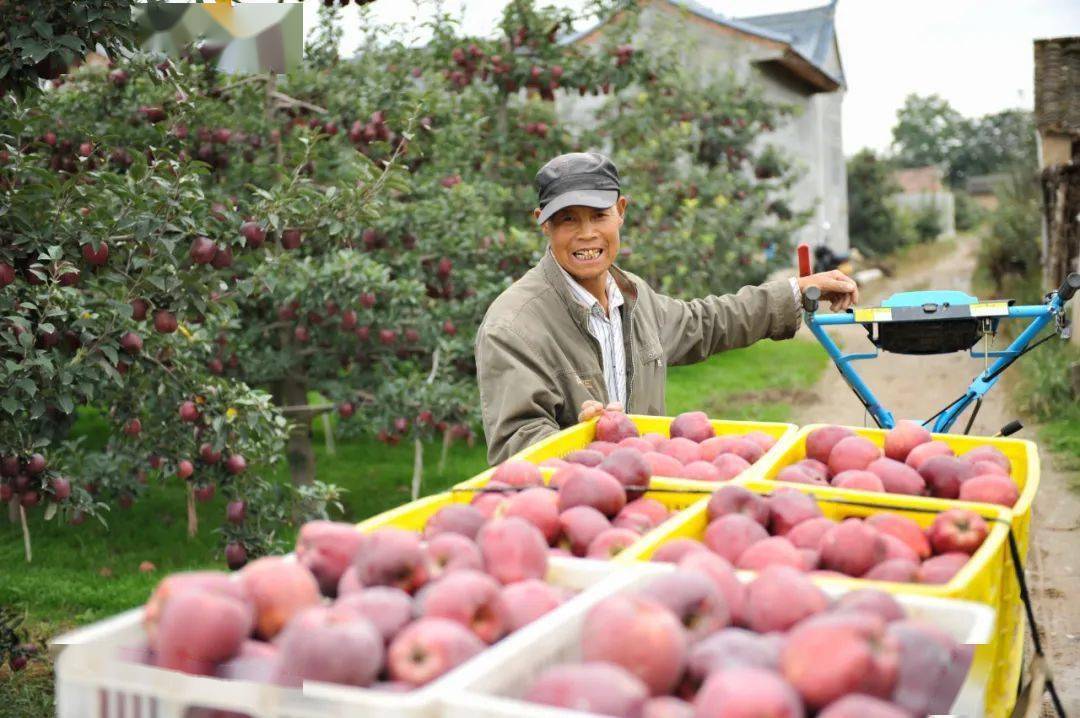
(130, 517, 575, 692)
(654, 485, 992, 585)
(520, 569, 973, 717)
(542, 410, 778, 482)
(781, 421, 1020, 505)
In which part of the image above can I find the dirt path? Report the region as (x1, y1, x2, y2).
(791, 236, 1080, 714)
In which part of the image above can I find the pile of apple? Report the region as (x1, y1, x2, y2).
(129, 518, 573, 692)
(541, 410, 778, 483)
(466, 453, 672, 560)
(652, 485, 989, 585)
(773, 421, 1020, 506)
(522, 568, 972, 717)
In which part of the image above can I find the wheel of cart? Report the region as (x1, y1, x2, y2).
(797, 242, 1077, 718)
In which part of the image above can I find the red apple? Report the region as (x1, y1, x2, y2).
(926, 509, 988, 555)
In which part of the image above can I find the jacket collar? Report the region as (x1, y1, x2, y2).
(540, 247, 639, 327)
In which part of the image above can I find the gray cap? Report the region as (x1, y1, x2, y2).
(535, 152, 620, 224)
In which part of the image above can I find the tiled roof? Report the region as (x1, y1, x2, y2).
(562, 0, 844, 89)
(736, 1, 844, 86)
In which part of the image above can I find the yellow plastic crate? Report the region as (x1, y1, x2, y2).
(758, 424, 1038, 556)
(629, 482, 1018, 718)
(753, 424, 1038, 714)
(455, 414, 796, 492)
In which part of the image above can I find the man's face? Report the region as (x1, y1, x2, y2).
(536, 196, 628, 281)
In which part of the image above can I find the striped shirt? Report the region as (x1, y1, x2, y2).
(557, 265, 627, 407)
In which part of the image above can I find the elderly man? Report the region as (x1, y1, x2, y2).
(475, 152, 857, 464)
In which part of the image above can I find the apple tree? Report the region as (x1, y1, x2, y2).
(0, 49, 389, 562)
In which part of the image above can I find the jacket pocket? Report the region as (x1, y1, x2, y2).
(634, 340, 666, 412)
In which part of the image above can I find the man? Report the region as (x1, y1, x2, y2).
(475, 152, 857, 464)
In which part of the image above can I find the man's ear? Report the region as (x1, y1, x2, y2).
(615, 196, 628, 225)
(533, 207, 550, 236)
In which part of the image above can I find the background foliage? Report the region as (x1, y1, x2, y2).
(1, 0, 807, 566)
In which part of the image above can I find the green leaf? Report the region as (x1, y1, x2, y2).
(32, 21, 54, 38)
(1, 396, 17, 415)
(57, 394, 74, 414)
(55, 35, 86, 53)
(99, 344, 118, 365)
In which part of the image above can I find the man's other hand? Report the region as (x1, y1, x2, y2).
(578, 400, 624, 423)
(798, 270, 859, 312)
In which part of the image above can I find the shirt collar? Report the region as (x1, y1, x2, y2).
(555, 261, 624, 316)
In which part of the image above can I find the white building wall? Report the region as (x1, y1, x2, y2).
(556, 1, 849, 255)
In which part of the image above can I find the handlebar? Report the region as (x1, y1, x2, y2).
(806, 303, 1058, 325)
(802, 272, 1079, 325)
(1059, 272, 1080, 302)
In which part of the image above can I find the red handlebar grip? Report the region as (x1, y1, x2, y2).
(797, 243, 812, 277)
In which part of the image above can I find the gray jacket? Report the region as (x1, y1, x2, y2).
(475, 249, 800, 464)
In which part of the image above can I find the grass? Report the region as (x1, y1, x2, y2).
(0, 337, 828, 715)
(666, 339, 827, 421)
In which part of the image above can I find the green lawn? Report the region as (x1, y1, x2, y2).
(0, 337, 827, 715)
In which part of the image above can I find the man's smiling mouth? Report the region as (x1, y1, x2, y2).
(572, 248, 603, 260)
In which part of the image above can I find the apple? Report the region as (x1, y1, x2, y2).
(199, 443, 222, 464)
(23, 453, 45, 475)
(176, 460, 195, 480)
(224, 454, 246, 476)
(81, 242, 108, 266)
(582, 593, 689, 695)
(120, 332, 143, 355)
(125, 299, 148, 323)
(387, 617, 484, 686)
(154, 310, 177, 334)
(179, 401, 200, 422)
(226, 500, 246, 524)
(190, 236, 217, 264)
(280, 228, 302, 250)
(926, 509, 988, 555)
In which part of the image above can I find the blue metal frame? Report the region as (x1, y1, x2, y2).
(803, 297, 1067, 433)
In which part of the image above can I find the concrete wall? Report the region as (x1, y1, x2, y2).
(556, 0, 849, 254)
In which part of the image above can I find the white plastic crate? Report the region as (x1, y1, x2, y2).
(442, 563, 997, 718)
(51, 557, 630, 718)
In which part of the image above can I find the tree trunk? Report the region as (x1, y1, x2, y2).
(322, 411, 336, 456)
(438, 429, 452, 477)
(275, 377, 317, 485)
(19, 504, 32, 563)
(411, 438, 424, 501)
(186, 483, 198, 538)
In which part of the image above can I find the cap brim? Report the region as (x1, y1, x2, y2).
(537, 190, 619, 224)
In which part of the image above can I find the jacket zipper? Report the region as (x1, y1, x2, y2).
(623, 302, 636, 408)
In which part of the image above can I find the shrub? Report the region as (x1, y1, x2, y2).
(978, 172, 1041, 292)
(846, 150, 907, 257)
(954, 190, 986, 231)
(912, 202, 943, 243)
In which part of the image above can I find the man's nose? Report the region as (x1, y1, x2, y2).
(579, 217, 599, 239)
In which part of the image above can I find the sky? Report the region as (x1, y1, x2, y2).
(297, 0, 1080, 156)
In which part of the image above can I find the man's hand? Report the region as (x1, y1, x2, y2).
(798, 270, 859, 312)
(578, 400, 624, 423)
